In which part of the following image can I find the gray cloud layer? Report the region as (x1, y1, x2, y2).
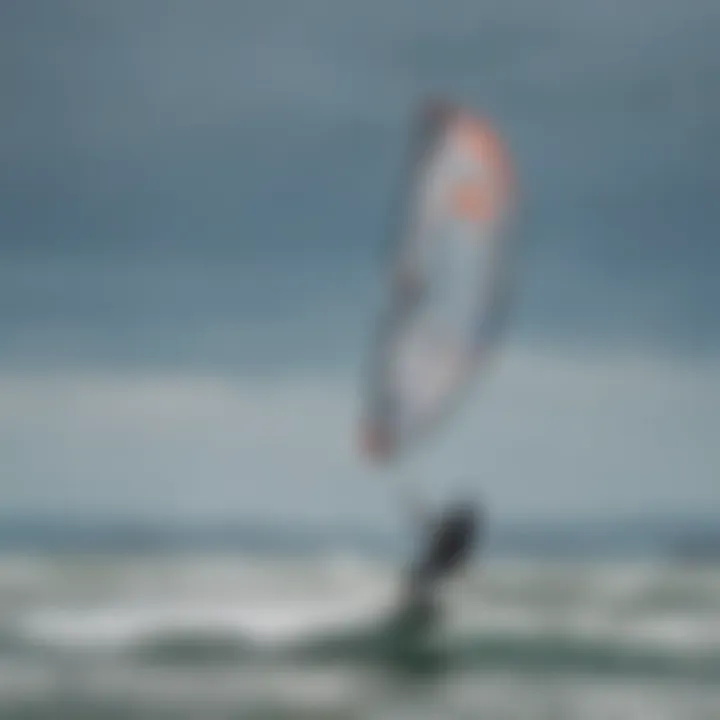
(1, 0, 719, 370)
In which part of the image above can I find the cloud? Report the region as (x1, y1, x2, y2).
(1, 344, 718, 524)
(1, 0, 718, 363)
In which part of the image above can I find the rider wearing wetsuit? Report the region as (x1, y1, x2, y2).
(404, 501, 483, 617)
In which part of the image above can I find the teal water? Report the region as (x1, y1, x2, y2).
(2, 554, 720, 719)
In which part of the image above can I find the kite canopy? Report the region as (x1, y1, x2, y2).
(361, 99, 515, 464)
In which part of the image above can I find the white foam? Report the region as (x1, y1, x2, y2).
(20, 589, 397, 650)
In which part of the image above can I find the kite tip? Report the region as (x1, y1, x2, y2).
(359, 423, 395, 463)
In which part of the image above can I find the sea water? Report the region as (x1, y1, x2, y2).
(2, 552, 720, 719)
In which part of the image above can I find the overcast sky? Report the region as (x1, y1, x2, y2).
(1, 0, 718, 526)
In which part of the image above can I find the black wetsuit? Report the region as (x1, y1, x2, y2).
(405, 504, 481, 613)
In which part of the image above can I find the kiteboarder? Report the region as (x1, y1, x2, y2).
(357, 99, 511, 637)
(402, 499, 483, 619)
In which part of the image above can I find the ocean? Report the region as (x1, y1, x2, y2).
(2, 545, 720, 719)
